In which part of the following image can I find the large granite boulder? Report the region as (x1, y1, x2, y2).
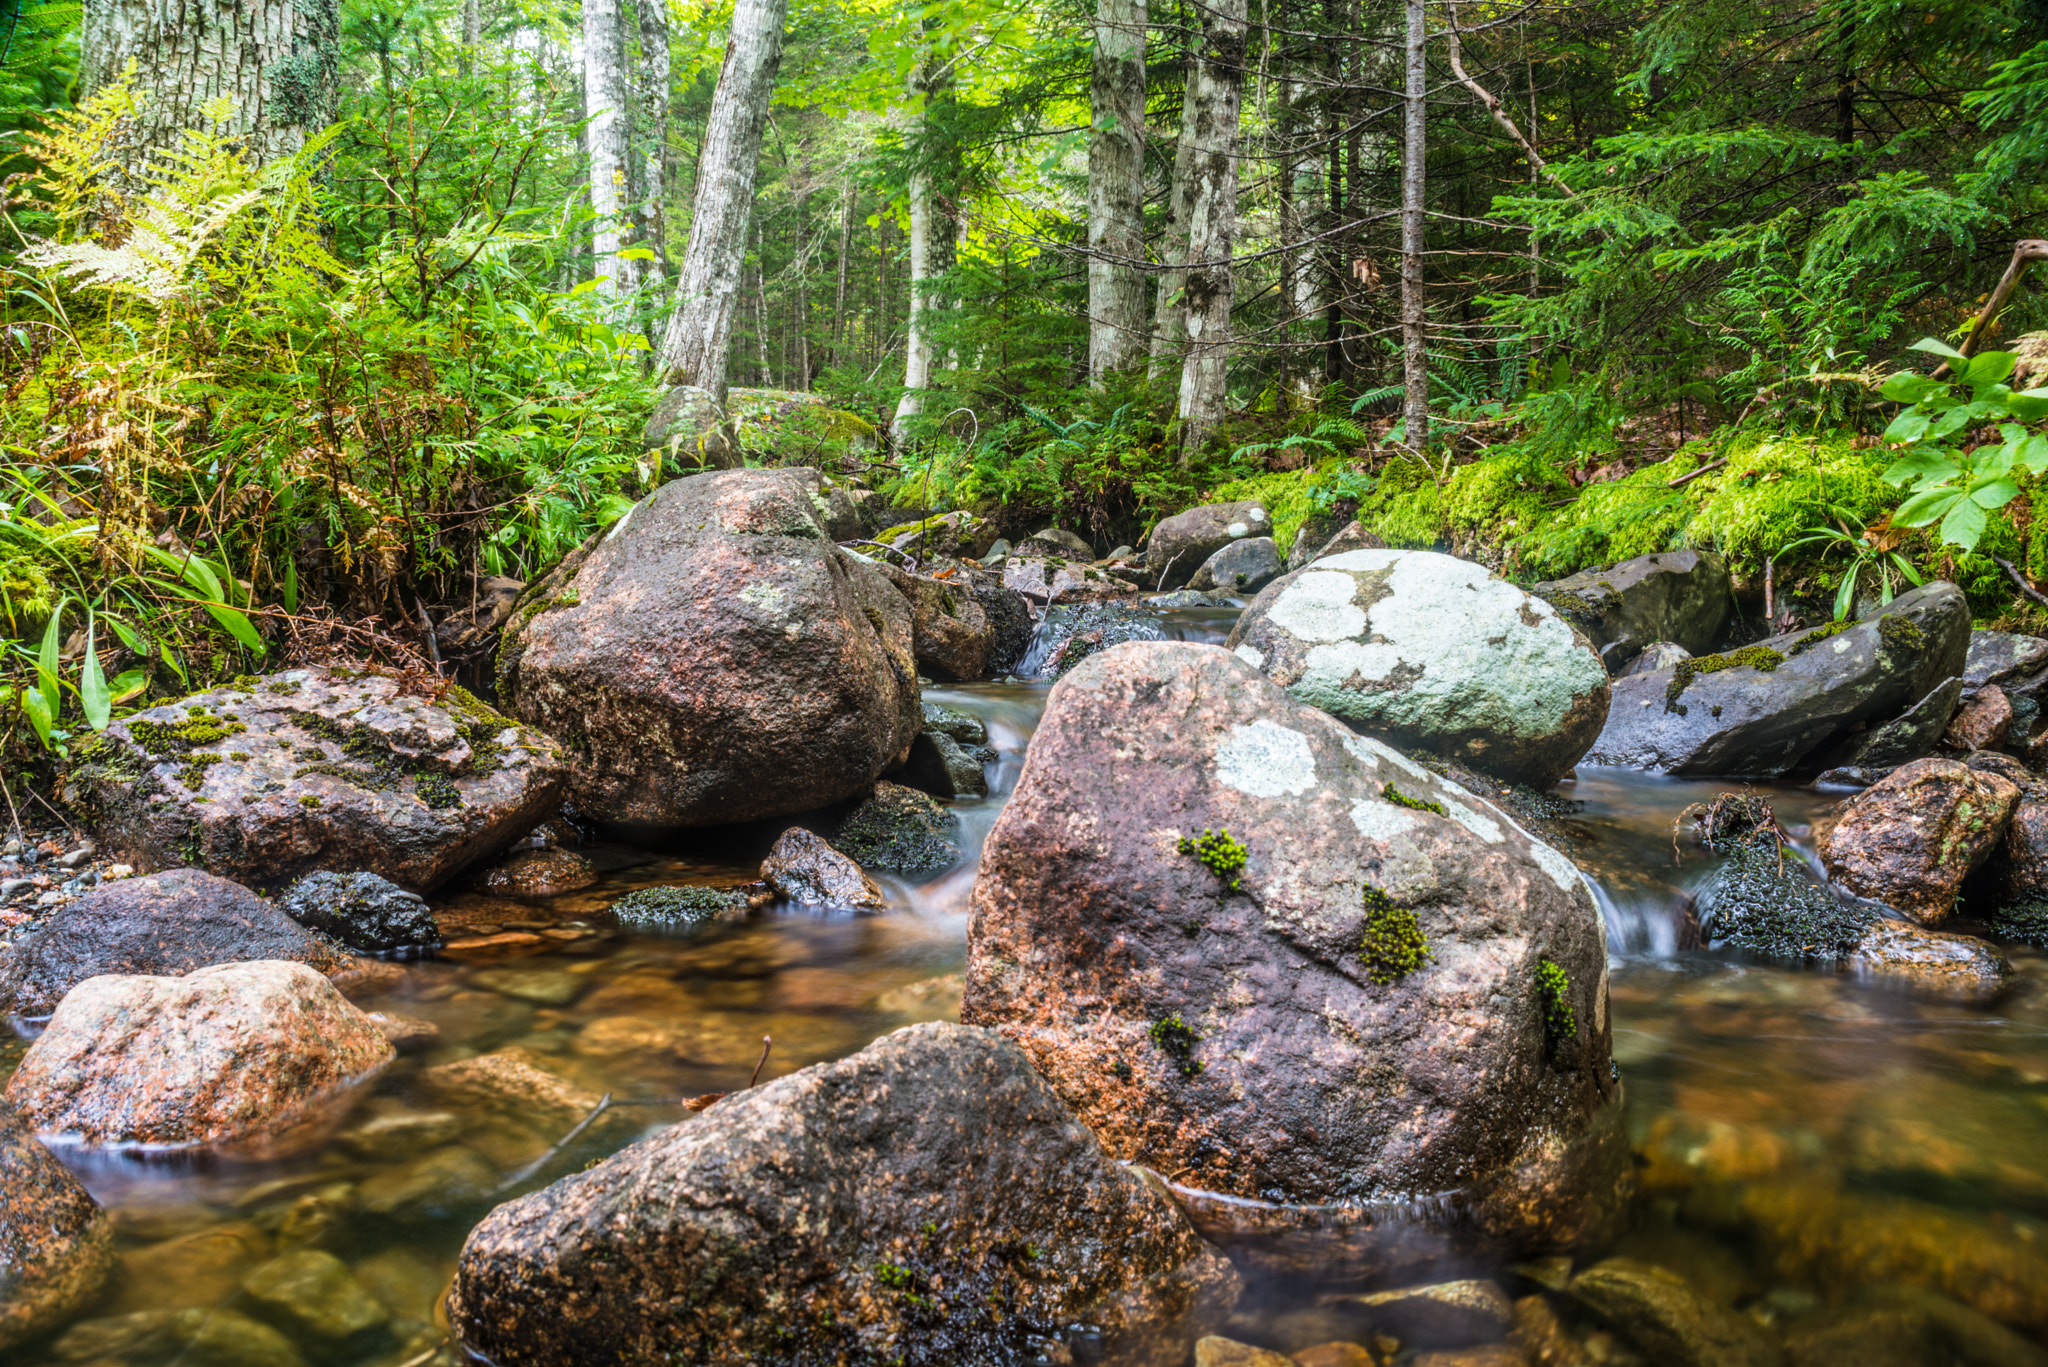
(1534, 551, 1731, 672)
(447, 1023, 1239, 1367)
(1226, 550, 1610, 788)
(1146, 501, 1273, 590)
(881, 561, 993, 680)
(4, 961, 394, 1155)
(63, 670, 565, 893)
(1584, 582, 1970, 777)
(1817, 759, 2020, 923)
(1189, 537, 1283, 596)
(0, 1100, 114, 1351)
(642, 384, 732, 467)
(963, 642, 1623, 1263)
(277, 870, 439, 954)
(0, 868, 351, 1019)
(498, 469, 921, 827)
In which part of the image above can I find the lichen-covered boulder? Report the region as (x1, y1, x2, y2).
(499, 469, 921, 828)
(1226, 550, 1610, 788)
(760, 827, 885, 910)
(0, 1100, 114, 1351)
(1814, 676, 1964, 773)
(1533, 551, 1731, 671)
(882, 561, 993, 680)
(0, 868, 352, 1018)
(64, 669, 565, 893)
(1817, 759, 2020, 923)
(277, 870, 439, 954)
(4, 961, 394, 1155)
(1189, 536, 1283, 596)
(963, 642, 1623, 1262)
(1146, 501, 1273, 590)
(1584, 582, 1970, 777)
(448, 1023, 1239, 1367)
(467, 847, 598, 900)
(1285, 519, 1386, 573)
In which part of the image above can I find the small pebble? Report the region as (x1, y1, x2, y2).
(103, 864, 134, 880)
(56, 849, 90, 868)
(36, 890, 67, 906)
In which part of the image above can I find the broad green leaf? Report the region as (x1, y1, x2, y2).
(109, 618, 143, 653)
(36, 600, 64, 722)
(1931, 404, 1976, 438)
(1834, 568, 1859, 621)
(1893, 488, 1960, 526)
(1880, 372, 1940, 404)
(1889, 554, 1925, 587)
(79, 618, 110, 731)
(1965, 351, 2019, 389)
(19, 685, 53, 745)
(615, 247, 657, 261)
(1909, 336, 1969, 362)
(159, 642, 188, 685)
(1941, 497, 1988, 551)
(1880, 449, 1953, 485)
(109, 669, 149, 705)
(2012, 392, 2048, 423)
(1882, 410, 1931, 444)
(2017, 433, 2048, 474)
(1970, 477, 2020, 509)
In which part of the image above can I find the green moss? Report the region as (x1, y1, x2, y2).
(1178, 828, 1248, 893)
(1991, 900, 2048, 947)
(1788, 618, 1857, 655)
(833, 786, 959, 875)
(131, 711, 249, 754)
(228, 751, 250, 761)
(1878, 613, 1925, 653)
(1148, 1015, 1204, 1078)
(440, 684, 514, 775)
(1536, 958, 1576, 1046)
(414, 771, 462, 809)
(1359, 886, 1430, 986)
(266, 679, 303, 695)
(174, 753, 223, 790)
(610, 884, 747, 928)
(1665, 644, 1786, 713)
(299, 794, 323, 809)
(1383, 784, 1447, 817)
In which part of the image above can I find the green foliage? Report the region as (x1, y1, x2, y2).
(1359, 886, 1430, 987)
(1535, 958, 1576, 1046)
(1777, 508, 1925, 620)
(1876, 339, 2048, 553)
(1381, 785, 1447, 817)
(1178, 827, 1248, 894)
(1147, 1014, 1204, 1078)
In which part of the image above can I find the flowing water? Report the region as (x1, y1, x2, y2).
(10, 604, 2048, 1365)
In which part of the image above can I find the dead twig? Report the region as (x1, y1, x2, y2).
(749, 1035, 773, 1088)
(1667, 459, 1727, 489)
(493, 1092, 615, 1194)
(1993, 554, 2048, 611)
(1946, 240, 2048, 370)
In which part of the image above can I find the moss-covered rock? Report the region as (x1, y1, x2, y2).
(833, 782, 960, 876)
(609, 885, 748, 929)
(1695, 840, 1874, 959)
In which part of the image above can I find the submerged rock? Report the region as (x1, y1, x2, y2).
(609, 884, 749, 928)
(468, 847, 598, 900)
(1227, 549, 1610, 788)
(833, 782, 961, 875)
(499, 468, 921, 828)
(1189, 536, 1283, 596)
(242, 1249, 390, 1347)
(4, 961, 394, 1155)
(63, 669, 566, 892)
(1585, 583, 1970, 777)
(761, 827, 886, 910)
(899, 729, 990, 798)
(1146, 501, 1273, 589)
(448, 1022, 1239, 1367)
(1, 868, 352, 1018)
(964, 642, 1622, 1257)
(277, 870, 439, 954)
(1846, 918, 2011, 1000)
(1567, 1258, 1780, 1367)
(1342, 1279, 1513, 1349)
(0, 1100, 114, 1352)
(1534, 550, 1731, 672)
(1816, 759, 2020, 923)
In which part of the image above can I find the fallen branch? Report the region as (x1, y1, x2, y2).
(1951, 240, 2048, 367)
(1993, 555, 2048, 611)
(493, 1092, 615, 1194)
(1444, 7, 1579, 205)
(1668, 459, 1727, 489)
(749, 1034, 773, 1088)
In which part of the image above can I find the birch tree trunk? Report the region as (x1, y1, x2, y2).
(1087, 0, 1148, 381)
(462, 0, 481, 73)
(1400, 0, 1429, 455)
(1176, 0, 1249, 457)
(655, 0, 788, 400)
(81, 0, 339, 166)
(583, 0, 632, 297)
(891, 150, 935, 442)
(831, 177, 854, 366)
(1148, 65, 1199, 379)
(635, 0, 671, 282)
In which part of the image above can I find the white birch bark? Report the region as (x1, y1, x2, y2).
(81, 0, 339, 166)
(583, 0, 632, 297)
(1176, 0, 1249, 456)
(654, 0, 789, 400)
(891, 151, 935, 442)
(1400, 0, 1429, 455)
(1087, 0, 1148, 381)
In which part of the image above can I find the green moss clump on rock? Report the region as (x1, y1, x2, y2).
(1536, 958, 1576, 1046)
(610, 885, 747, 928)
(1359, 886, 1430, 985)
(1382, 784, 1448, 817)
(1991, 901, 2048, 947)
(1878, 613, 1925, 653)
(414, 772, 462, 809)
(1148, 1015, 1204, 1078)
(833, 785, 960, 876)
(1665, 644, 1786, 713)
(1178, 828, 1248, 893)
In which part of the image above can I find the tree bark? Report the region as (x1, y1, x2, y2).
(1176, 0, 1249, 458)
(1087, 0, 1148, 381)
(81, 0, 339, 166)
(891, 149, 936, 441)
(462, 0, 481, 73)
(635, 0, 671, 282)
(1149, 57, 1200, 379)
(831, 176, 854, 366)
(1399, 0, 1428, 456)
(655, 0, 788, 401)
(583, 0, 632, 297)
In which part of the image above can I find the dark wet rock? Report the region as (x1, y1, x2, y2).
(449, 1022, 1238, 1367)
(1567, 1258, 1781, 1367)
(1, 868, 351, 1018)
(277, 870, 439, 954)
(4, 961, 394, 1154)
(0, 1099, 114, 1351)
(1622, 641, 1694, 679)
(1003, 555, 1137, 604)
(834, 782, 961, 875)
(1696, 840, 1873, 959)
(1016, 602, 1170, 680)
(167, 1307, 310, 1367)
(1286, 1343, 1376, 1367)
(900, 729, 990, 798)
(1846, 918, 2011, 1000)
(883, 561, 994, 680)
(1585, 582, 1971, 777)
(1146, 501, 1274, 589)
(1817, 759, 2020, 923)
(1534, 550, 1732, 671)
(1946, 684, 2014, 751)
(1025, 527, 1097, 559)
(1815, 676, 1964, 772)
(818, 476, 879, 542)
(1995, 794, 2048, 910)
(1342, 1280, 1512, 1348)
(1609, 1225, 1753, 1308)
(499, 468, 920, 828)
(243, 1249, 390, 1350)
(963, 642, 1623, 1255)
(761, 827, 886, 910)
(468, 847, 599, 900)
(63, 669, 566, 893)
(642, 384, 733, 466)
(1189, 536, 1283, 596)
(609, 884, 749, 928)
(969, 572, 1035, 675)
(1227, 550, 1610, 789)
(1964, 751, 2043, 795)
(1814, 765, 1883, 790)
(922, 700, 988, 745)
(1964, 630, 2048, 692)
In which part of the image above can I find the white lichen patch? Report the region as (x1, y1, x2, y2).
(1227, 522, 1249, 538)
(1527, 841, 1583, 893)
(1264, 569, 1368, 643)
(1348, 799, 1418, 841)
(1343, 733, 1429, 780)
(738, 581, 790, 617)
(1214, 719, 1318, 797)
(1234, 644, 1267, 669)
(1440, 799, 1504, 844)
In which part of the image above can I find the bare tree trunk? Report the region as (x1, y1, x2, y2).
(462, 0, 481, 73)
(753, 221, 774, 387)
(1149, 59, 1200, 379)
(891, 149, 935, 441)
(1399, 0, 1428, 455)
(831, 177, 854, 366)
(1176, 0, 1249, 458)
(655, 0, 788, 401)
(583, 0, 632, 296)
(635, 0, 671, 282)
(81, 0, 339, 166)
(1087, 0, 1148, 381)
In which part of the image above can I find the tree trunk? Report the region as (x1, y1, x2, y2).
(583, 0, 632, 296)
(891, 150, 935, 442)
(81, 0, 339, 166)
(462, 0, 481, 73)
(1399, 0, 1428, 455)
(1149, 58, 1200, 379)
(655, 0, 788, 401)
(753, 221, 774, 387)
(1087, 0, 1148, 381)
(1176, 0, 1249, 458)
(831, 177, 854, 366)
(636, 0, 671, 281)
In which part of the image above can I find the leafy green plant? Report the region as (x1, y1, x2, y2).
(1877, 338, 2048, 553)
(1776, 507, 1925, 620)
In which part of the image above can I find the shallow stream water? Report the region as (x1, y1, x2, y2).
(9, 604, 2048, 1365)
